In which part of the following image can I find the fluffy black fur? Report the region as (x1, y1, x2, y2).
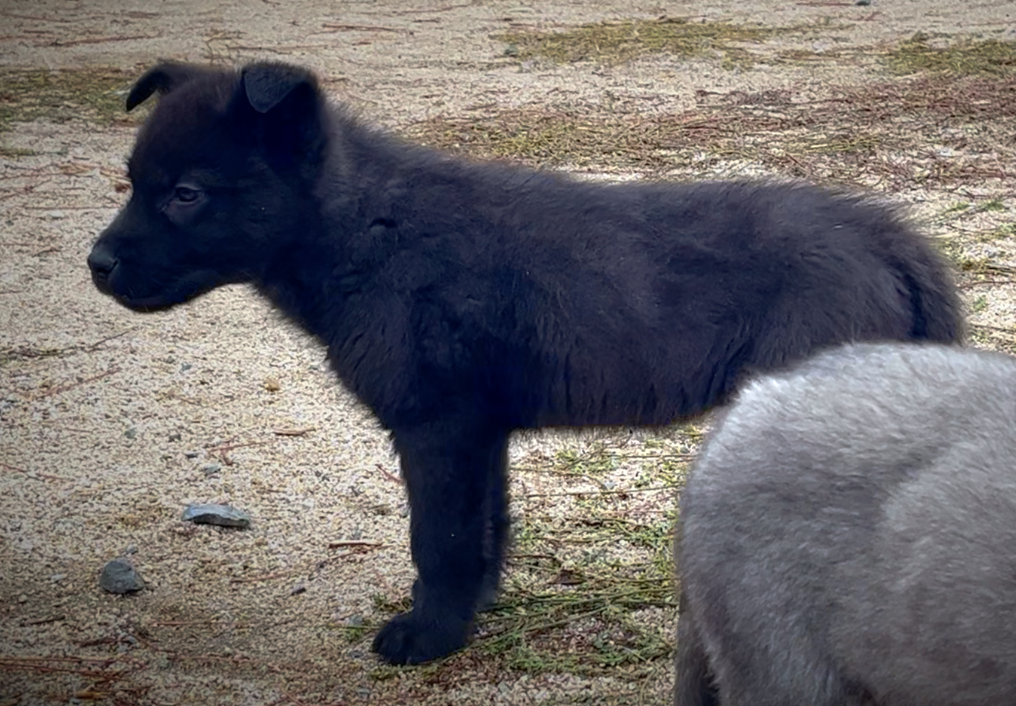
(87, 61, 963, 665)
(676, 343, 1016, 706)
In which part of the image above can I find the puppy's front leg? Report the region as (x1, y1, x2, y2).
(372, 421, 504, 665)
(480, 434, 510, 610)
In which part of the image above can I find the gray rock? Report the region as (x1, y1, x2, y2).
(100, 559, 145, 594)
(181, 503, 251, 529)
(200, 463, 222, 477)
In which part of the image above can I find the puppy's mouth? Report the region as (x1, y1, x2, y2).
(92, 269, 226, 312)
(112, 292, 188, 313)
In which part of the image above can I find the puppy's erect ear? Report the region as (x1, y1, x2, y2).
(126, 61, 219, 112)
(241, 62, 317, 114)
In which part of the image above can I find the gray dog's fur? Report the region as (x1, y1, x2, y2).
(676, 342, 1016, 706)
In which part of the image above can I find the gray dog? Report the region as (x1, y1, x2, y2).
(676, 342, 1016, 706)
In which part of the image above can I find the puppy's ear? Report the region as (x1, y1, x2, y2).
(238, 62, 326, 170)
(126, 61, 218, 112)
(241, 62, 318, 114)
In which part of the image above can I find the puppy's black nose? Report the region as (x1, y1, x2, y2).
(87, 244, 118, 284)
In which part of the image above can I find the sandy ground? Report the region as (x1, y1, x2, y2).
(2, 1, 1015, 705)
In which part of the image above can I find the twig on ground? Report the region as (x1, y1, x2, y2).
(327, 540, 384, 549)
(49, 34, 160, 47)
(374, 463, 403, 484)
(273, 427, 316, 436)
(31, 366, 120, 400)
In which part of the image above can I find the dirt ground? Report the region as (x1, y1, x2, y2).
(1, 1, 1015, 705)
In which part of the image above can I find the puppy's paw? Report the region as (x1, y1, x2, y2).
(371, 609, 471, 665)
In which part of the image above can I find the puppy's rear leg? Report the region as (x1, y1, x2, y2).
(674, 593, 719, 706)
(372, 422, 505, 665)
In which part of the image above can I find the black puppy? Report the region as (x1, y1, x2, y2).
(87, 61, 963, 665)
(675, 343, 1016, 706)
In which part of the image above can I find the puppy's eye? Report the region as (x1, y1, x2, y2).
(163, 184, 206, 220)
(173, 186, 202, 203)
(174, 186, 200, 202)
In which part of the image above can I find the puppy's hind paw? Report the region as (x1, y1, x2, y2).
(371, 609, 471, 665)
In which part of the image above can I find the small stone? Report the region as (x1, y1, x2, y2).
(180, 362, 192, 372)
(124, 544, 138, 555)
(348, 614, 364, 627)
(181, 503, 251, 529)
(168, 432, 182, 442)
(291, 583, 307, 596)
(42, 210, 65, 219)
(49, 573, 66, 582)
(200, 463, 222, 477)
(124, 427, 138, 440)
(100, 559, 145, 594)
(855, 0, 871, 5)
(184, 451, 200, 459)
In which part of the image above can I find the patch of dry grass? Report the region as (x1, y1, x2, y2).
(886, 32, 1016, 76)
(497, 17, 839, 69)
(405, 74, 1016, 189)
(0, 66, 143, 135)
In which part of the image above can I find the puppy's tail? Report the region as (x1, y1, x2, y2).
(901, 248, 965, 344)
(674, 594, 720, 706)
(880, 216, 965, 344)
(853, 196, 965, 345)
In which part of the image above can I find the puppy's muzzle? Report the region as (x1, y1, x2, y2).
(87, 242, 119, 294)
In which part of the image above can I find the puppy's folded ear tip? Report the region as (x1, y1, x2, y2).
(241, 62, 319, 114)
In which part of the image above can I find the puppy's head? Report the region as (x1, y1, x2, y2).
(87, 60, 327, 311)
